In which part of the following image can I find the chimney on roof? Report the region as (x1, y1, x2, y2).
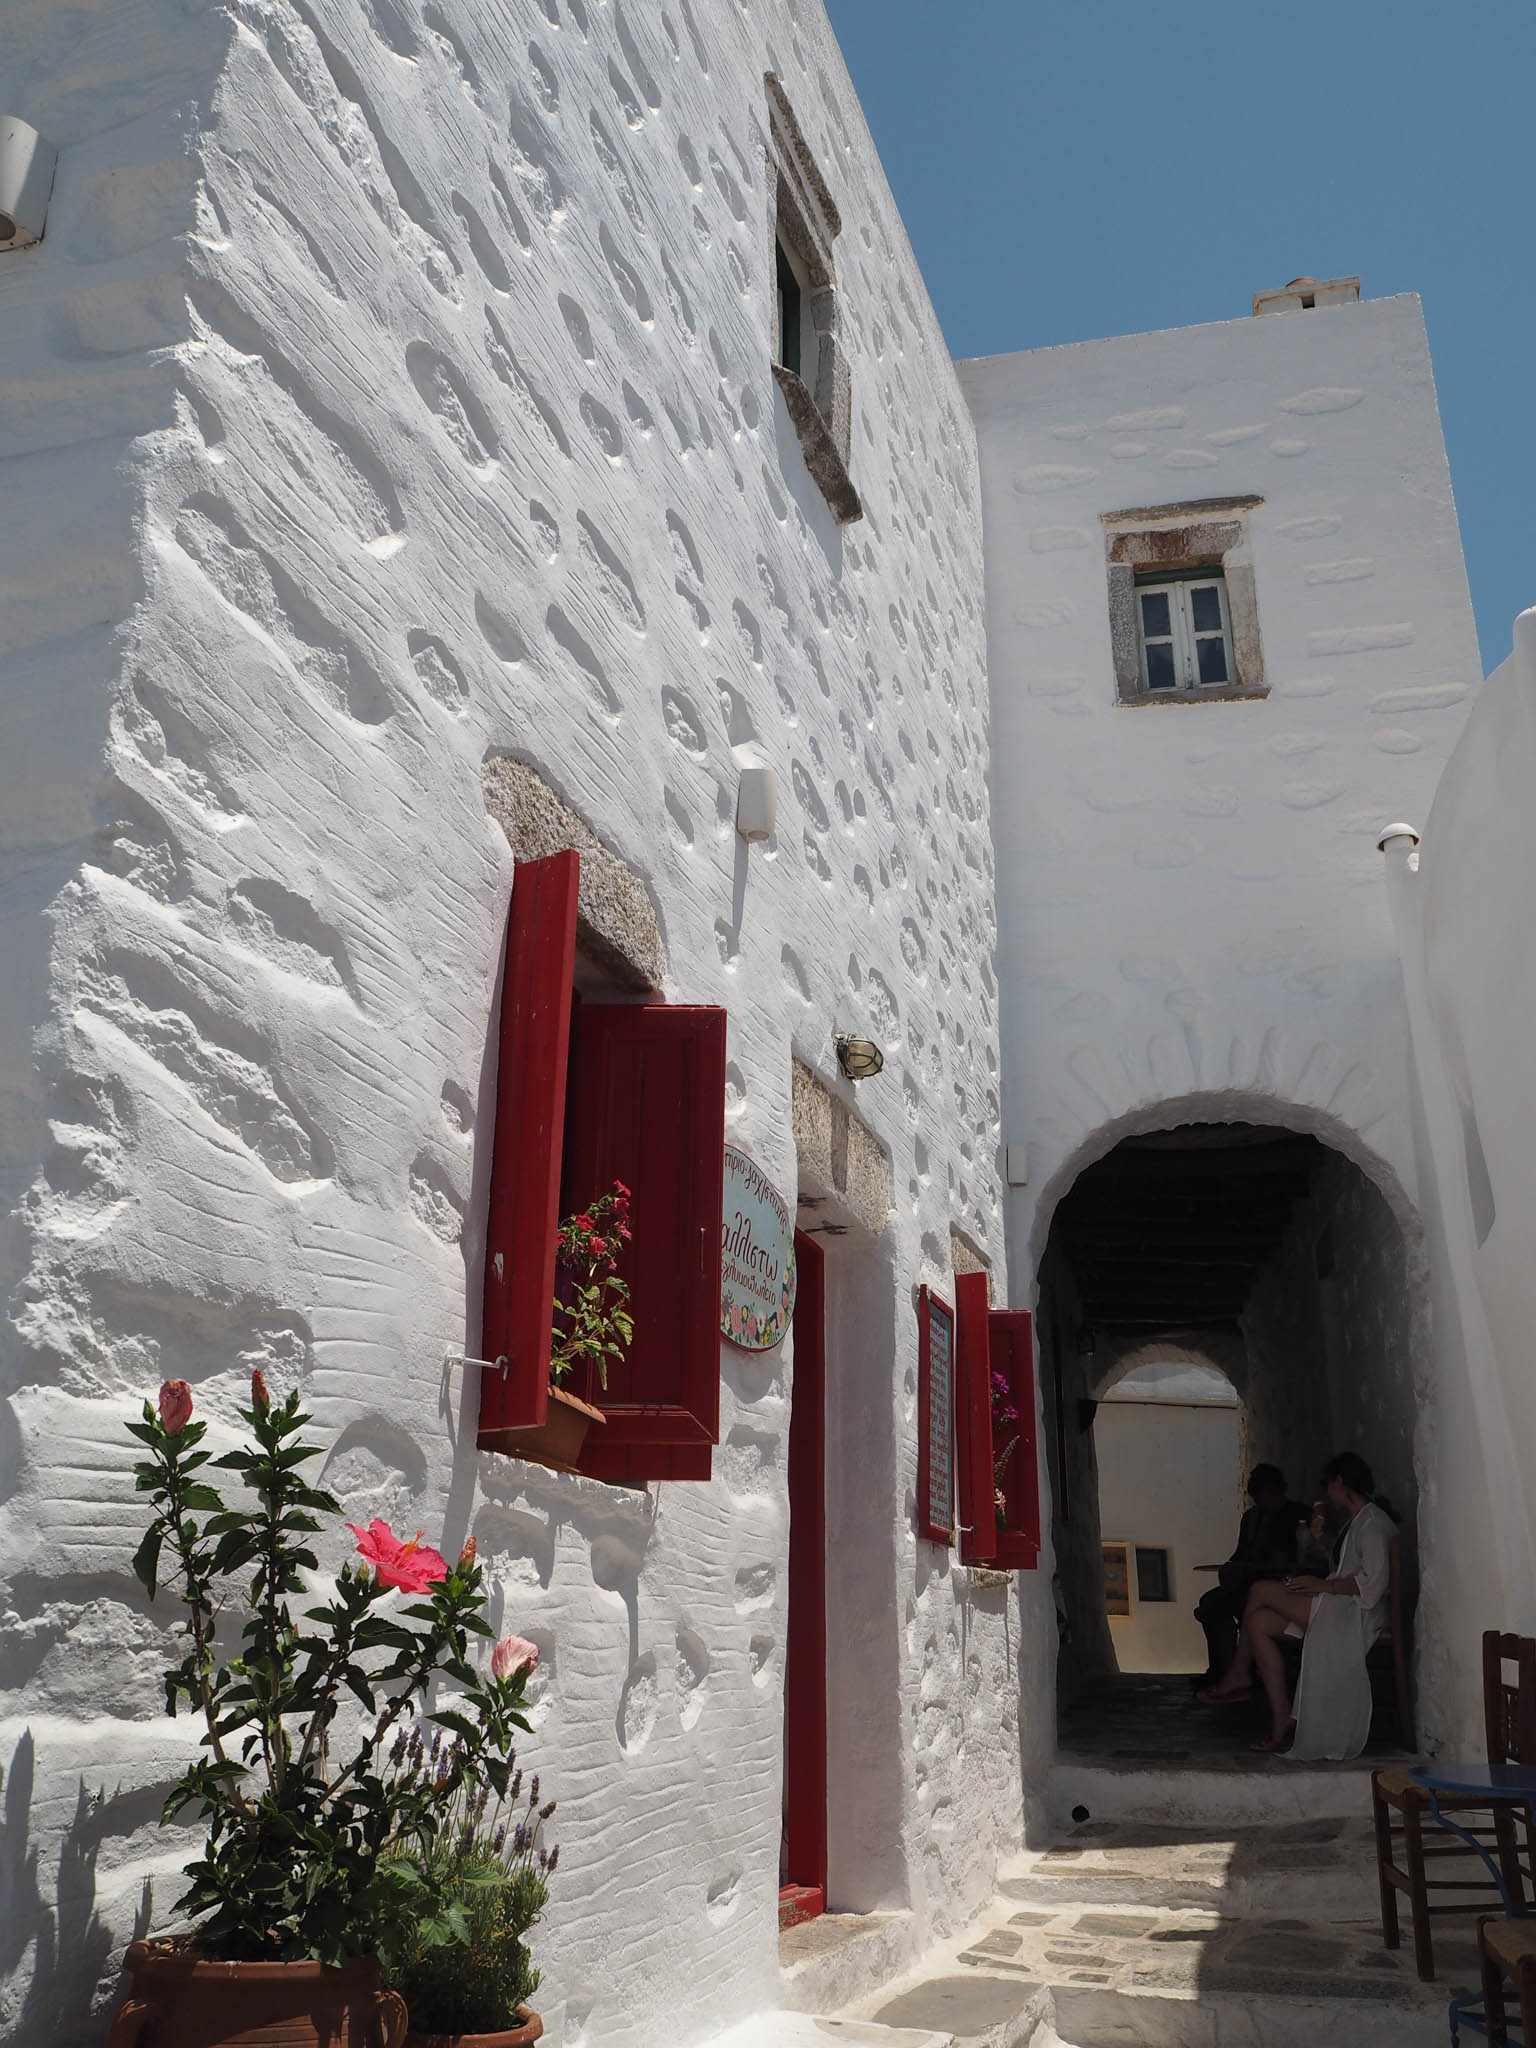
(1253, 275, 1361, 316)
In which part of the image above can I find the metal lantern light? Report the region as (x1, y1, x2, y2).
(835, 1034, 884, 1081)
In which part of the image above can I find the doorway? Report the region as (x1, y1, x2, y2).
(780, 1228, 826, 1927)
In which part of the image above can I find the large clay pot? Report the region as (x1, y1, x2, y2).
(481, 1386, 605, 1474)
(405, 2009, 543, 2048)
(108, 1939, 408, 2048)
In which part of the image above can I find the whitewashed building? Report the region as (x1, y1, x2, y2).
(0, 0, 1528, 2043)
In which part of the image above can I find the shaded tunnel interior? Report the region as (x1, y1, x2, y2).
(1036, 1122, 1424, 1716)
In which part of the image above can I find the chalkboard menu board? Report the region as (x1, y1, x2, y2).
(917, 1287, 956, 1544)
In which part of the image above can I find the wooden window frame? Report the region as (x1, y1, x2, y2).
(916, 1286, 957, 1546)
(477, 852, 726, 1483)
(989, 1309, 1041, 1570)
(955, 1272, 998, 1564)
(1136, 572, 1235, 694)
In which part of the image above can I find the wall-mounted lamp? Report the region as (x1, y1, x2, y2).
(1376, 821, 1420, 853)
(736, 767, 777, 843)
(0, 118, 57, 252)
(835, 1033, 883, 1081)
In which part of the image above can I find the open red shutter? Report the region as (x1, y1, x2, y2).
(477, 852, 578, 1445)
(916, 1287, 956, 1545)
(955, 1272, 997, 1562)
(990, 1310, 1040, 1569)
(563, 1003, 726, 1480)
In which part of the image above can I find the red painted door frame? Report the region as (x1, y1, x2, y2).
(781, 1228, 827, 1927)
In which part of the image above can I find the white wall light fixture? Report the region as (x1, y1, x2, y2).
(736, 766, 777, 843)
(0, 118, 57, 251)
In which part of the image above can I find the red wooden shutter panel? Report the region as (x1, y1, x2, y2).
(990, 1310, 1041, 1569)
(955, 1272, 998, 1563)
(563, 1003, 727, 1479)
(478, 852, 579, 1444)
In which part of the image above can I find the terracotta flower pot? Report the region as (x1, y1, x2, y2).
(108, 1938, 408, 2048)
(405, 2009, 543, 2048)
(482, 1385, 605, 1474)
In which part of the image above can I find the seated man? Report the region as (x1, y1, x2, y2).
(1193, 1464, 1311, 1685)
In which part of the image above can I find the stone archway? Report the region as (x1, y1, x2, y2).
(1031, 1103, 1438, 1750)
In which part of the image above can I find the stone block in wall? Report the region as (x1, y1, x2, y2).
(482, 758, 662, 992)
(791, 1059, 890, 1238)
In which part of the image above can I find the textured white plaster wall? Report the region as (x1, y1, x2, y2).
(1401, 622, 1536, 1747)
(0, 3, 1029, 2042)
(961, 294, 1480, 1768)
(959, 296, 1482, 1277)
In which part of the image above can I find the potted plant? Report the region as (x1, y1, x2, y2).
(110, 1372, 545, 2048)
(494, 1181, 634, 1473)
(388, 1728, 556, 2047)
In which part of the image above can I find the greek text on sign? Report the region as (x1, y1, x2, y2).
(721, 1144, 796, 1350)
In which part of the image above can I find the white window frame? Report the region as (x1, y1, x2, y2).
(1135, 574, 1235, 693)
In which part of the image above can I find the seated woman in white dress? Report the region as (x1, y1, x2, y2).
(1195, 1452, 1397, 1757)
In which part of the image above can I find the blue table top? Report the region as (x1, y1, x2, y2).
(1411, 1760, 1536, 1799)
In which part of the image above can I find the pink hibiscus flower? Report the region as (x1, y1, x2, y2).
(158, 1380, 193, 1435)
(347, 1519, 448, 1593)
(492, 1633, 540, 1680)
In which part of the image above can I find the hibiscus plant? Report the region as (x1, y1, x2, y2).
(549, 1180, 634, 1391)
(129, 1372, 543, 1969)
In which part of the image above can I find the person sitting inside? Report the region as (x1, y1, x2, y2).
(1196, 1451, 1398, 1757)
(1194, 1462, 1311, 1687)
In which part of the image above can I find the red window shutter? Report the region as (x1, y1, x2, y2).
(990, 1310, 1041, 1569)
(561, 1003, 727, 1480)
(955, 1272, 997, 1563)
(916, 1287, 956, 1545)
(478, 852, 579, 1444)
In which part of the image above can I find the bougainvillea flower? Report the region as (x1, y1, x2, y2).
(159, 1380, 193, 1435)
(588, 1236, 608, 1256)
(346, 1520, 448, 1593)
(573, 1213, 595, 1233)
(492, 1633, 540, 1680)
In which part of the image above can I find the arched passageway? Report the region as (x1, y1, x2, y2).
(1034, 1118, 1430, 1762)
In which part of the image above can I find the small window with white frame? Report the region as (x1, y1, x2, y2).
(1102, 497, 1267, 704)
(1135, 570, 1235, 693)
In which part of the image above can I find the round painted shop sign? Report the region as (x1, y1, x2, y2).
(720, 1144, 797, 1350)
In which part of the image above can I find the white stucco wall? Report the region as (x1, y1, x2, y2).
(0, 4, 1037, 2042)
(1097, 1374, 1240, 1674)
(960, 292, 1481, 1758)
(959, 294, 1482, 1263)
(1390, 617, 1536, 1749)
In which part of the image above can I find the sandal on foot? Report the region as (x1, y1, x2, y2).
(1249, 1723, 1297, 1753)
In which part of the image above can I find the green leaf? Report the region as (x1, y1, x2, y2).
(131, 1525, 163, 1600)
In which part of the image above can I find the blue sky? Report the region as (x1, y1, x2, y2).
(822, 0, 1534, 672)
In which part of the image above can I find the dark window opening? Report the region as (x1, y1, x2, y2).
(1136, 1545, 1173, 1603)
(775, 238, 802, 379)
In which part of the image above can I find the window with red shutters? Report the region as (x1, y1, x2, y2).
(990, 1310, 1041, 1569)
(561, 1002, 727, 1482)
(954, 1272, 998, 1564)
(478, 852, 579, 1446)
(916, 1287, 956, 1545)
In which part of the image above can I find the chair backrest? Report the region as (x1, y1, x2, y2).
(1482, 1630, 1536, 1767)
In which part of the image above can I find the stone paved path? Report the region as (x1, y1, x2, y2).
(836, 1812, 1485, 2046)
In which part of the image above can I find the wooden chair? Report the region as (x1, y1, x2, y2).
(1373, 1630, 1536, 1980)
(1478, 1915, 1536, 2046)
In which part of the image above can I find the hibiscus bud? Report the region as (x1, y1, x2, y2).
(250, 1367, 270, 1411)
(158, 1380, 193, 1435)
(492, 1633, 540, 1681)
(458, 1536, 477, 1570)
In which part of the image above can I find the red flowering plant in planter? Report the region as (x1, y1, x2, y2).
(549, 1181, 634, 1392)
(125, 1372, 542, 1983)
